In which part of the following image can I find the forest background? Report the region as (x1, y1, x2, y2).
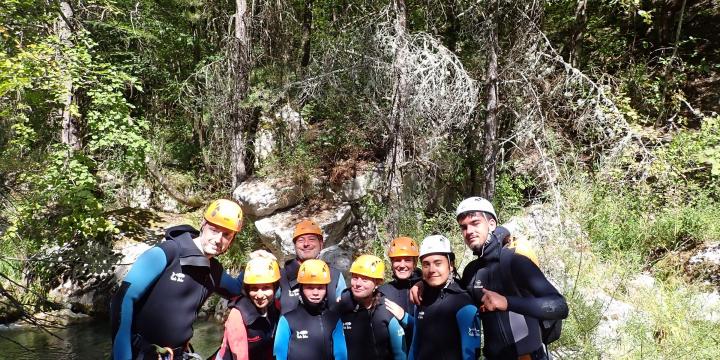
(1, 0, 720, 358)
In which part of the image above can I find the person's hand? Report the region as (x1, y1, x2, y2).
(409, 281, 424, 305)
(249, 249, 277, 261)
(384, 299, 405, 320)
(479, 288, 507, 312)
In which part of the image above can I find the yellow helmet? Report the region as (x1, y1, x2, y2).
(293, 219, 323, 242)
(204, 199, 243, 232)
(350, 255, 385, 280)
(244, 258, 281, 284)
(297, 259, 331, 285)
(387, 236, 419, 258)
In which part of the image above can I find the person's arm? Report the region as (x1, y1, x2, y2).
(110, 247, 168, 360)
(273, 316, 291, 360)
(407, 314, 419, 360)
(505, 255, 568, 320)
(223, 307, 249, 360)
(335, 275, 347, 300)
(332, 319, 348, 360)
(455, 304, 481, 360)
(388, 317, 407, 360)
(385, 299, 414, 329)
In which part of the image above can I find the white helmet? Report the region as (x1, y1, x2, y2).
(419, 235, 453, 259)
(455, 196, 497, 221)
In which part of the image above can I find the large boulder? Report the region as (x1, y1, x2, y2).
(233, 177, 312, 217)
(253, 203, 354, 259)
(254, 104, 306, 167)
(329, 163, 382, 202)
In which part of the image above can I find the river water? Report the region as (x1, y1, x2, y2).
(0, 319, 224, 360)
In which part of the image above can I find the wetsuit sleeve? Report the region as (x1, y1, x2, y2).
(111, 247, 168, 360)
(219, 272, 243, 297)
(399, 312, 415, 329)
(332, 319, 348, 360)
(273, 316, 291, 360)
(335, 275, 347, 300)
(407, 316, 418, 360)
(224, 307, 249, 360)
(388, 317, 407, 360)
(505, 254, 569, 320)
(455, 304, 481, 360)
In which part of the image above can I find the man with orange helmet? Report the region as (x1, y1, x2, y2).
(111, 199, 245, 360)
(277, 219, 346, 314)
(273, 259, 347, 360)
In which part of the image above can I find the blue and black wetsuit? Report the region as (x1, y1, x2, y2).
(273, 294, 347, 360)
(378, 268, 421, 336)
(110, 225, 242, 360)
(278, 258, 346, 314)
(213, 296, 279, 360)
(408, 280, 480, 360)
(466, 234, 568, 360)
(335, 289, 407, 360)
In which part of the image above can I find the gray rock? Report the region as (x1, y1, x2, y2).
(253, 203, 354, 259)
(233, 177, 311, 217)
(331, 164, 382, 202)
(32, 309, 91, 327)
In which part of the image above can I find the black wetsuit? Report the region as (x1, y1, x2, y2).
(466, 234, 569, 359)
(273, 294, 347, 360)
(278, 258, 345, 314)
(378, 269, 421, 320)
(111, 225, 242, 359)
(335, 289, 407, 360)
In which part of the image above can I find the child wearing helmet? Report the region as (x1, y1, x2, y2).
(407, 235, 480, 360)
(273, 259, 347, 360)
(336, 255, 407, 360)
(111, 199, 246, 360)
(213, 258, 282, 360)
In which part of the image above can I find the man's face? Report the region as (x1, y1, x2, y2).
(302, 284, 327, 304)
(198, 222, 236, 257)
(294, 234, 323, 261)
(350, 273, 380, 300)
(390, 256, 417, 280)
(421, 254, 452, 287)
(458, 213, 496, 252)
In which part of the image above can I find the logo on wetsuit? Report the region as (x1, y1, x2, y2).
(417, 311, 424, 320)
(170, 272, 185, 282)
(296, 330, 309, 339)
(343, 322, 352, 330)
(468, 327, 480, 337)
(289, 288, 299, 297)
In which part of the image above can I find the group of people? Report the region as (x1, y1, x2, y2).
(110, 197, 568, 360)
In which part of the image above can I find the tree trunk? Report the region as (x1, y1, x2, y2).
(480, 5, 499, 201)
(385, 0, 408, 238)
(230, 0, 252, 188)
(300, 0, 313, 71)
(568, 0, 588, 68)
(57, 1, 80, 151)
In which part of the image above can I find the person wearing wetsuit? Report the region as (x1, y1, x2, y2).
(276, 219, 346, 314)
(110, 199, 245, 360)
(379, 236, 421, 342)
(273, 259, 347, 360)
(456, 197, 568, 360)
(213, 258, 281, 360)
(408, 235, 480, 360)
(337, 255, 407, 360)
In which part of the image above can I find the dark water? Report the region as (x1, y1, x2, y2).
(0, 319, 225, 360)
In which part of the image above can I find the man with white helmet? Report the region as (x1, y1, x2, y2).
(456, 197, 568, 360)
(406, 235, 480, 360)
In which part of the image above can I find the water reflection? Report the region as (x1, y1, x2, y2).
(0, 319, 225, 360)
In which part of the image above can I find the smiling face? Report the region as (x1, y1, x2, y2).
(390, 256, 417, 280)
(294, 234, 323, 261)
(197, 221, 236, 257)
(302, 284, 327, 304)
(247, 283, 275, 310)
(458, 212, 496, 252)
(350, 273, 381, 300)
(421, 254, 452, 287)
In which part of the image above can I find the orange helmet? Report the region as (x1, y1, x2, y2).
(204, 199, 243, 232)
(297, 259, 331, 285)
(293, 219, 323, 242)
(388, 236, 419, 258)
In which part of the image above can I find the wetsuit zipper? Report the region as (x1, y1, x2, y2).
(320, 312, 327, 360)
(368, 307, 381, 359)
